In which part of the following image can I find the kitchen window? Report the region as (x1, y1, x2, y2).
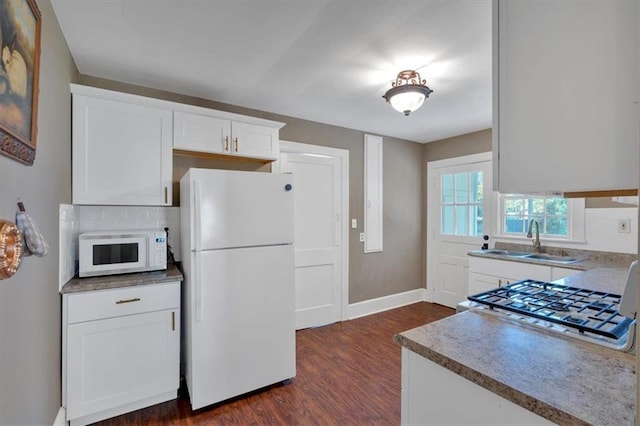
(499, 194, 585, 241)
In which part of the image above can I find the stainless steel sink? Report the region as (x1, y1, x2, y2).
(476, 249, 581, 264)
(482, 249, 530, 257)
(522, 253, 581, 264)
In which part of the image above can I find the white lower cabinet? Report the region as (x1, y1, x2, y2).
(468, 256, 582, 296)
(468, 257, 550, 296)
(401, 348, 553, 425)
(63, 282, 180, 426)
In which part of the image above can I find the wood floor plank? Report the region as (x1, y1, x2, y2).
(92, 302, 454, 425)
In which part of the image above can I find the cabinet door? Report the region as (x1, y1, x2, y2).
(468, 272, 501, 296)
(494, 0, 639, 193)
(173, 111, 231, 154)
(66, 309, 179, 420)
(231, 122, 279, 160)
(73, 95, 173, 205)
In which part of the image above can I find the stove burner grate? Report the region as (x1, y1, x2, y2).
(469, 279, 633, 340)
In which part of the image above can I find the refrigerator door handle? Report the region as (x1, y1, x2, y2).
(193, 180, 201, 252)
(194, 252, 203, 322)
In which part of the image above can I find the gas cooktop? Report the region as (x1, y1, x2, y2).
(468, 280, 634, 341)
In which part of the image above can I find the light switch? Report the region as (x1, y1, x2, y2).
(351, 219, 357, 229)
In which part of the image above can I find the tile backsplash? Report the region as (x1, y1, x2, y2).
(59, 205, 181, 290)
(59, 204, 79, 289)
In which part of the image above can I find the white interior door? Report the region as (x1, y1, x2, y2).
(278, 141, 348, 330)
(427, 153, 493, 308)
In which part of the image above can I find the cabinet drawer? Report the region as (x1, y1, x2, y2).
(67, 282, 180, 324)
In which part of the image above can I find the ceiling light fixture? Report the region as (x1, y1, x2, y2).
(382, 70, 433, 116)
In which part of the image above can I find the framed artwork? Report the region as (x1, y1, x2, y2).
(0, 0, 41, 165)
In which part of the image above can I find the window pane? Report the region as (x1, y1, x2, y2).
(546, 217, 567, 235)
(455, 205, 467, 235)
(505, 216, 524, 233)
(546, 198, 568, 215)
(455, 173, 468, 203)
(528, 198, 545, 216)
(505, 198, 523, 215)
(442, 206, 454, 234)
(470, 172, 483, 203)
(470, 204, 483, 236)
(442, 175, 453, 204)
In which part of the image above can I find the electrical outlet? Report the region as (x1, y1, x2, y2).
(359, 232, 365, 242)
(351, 219, 357, 229)
(618, 219, 631, 233)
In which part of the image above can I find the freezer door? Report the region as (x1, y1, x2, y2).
(186, 245, 295, 409)
(187, 168, 294, 250)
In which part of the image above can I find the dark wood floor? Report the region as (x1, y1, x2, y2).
(95, 302, 454, 425)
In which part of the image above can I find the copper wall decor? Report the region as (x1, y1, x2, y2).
(0, 219, 22, 279)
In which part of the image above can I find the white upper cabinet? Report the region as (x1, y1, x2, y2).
(231, 121, 279, 160)
(72, 84, 285, 206)
(72, 89, 173, 206)
(493, 0, 639, 194)
(173, 111, 231, 155)
(174, 112, 280, 160)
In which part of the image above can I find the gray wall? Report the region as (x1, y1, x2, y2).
(0, 1, 78, 424)
(78, 75, 425, 304)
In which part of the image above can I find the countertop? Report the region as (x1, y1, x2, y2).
(60, 263, 184, 294)
(468, 242, 638, 272)
(394, 308, 636, 425)
(395, 253, 637, 424)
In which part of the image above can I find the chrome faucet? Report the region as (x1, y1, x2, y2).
(526, 219, 542, 253)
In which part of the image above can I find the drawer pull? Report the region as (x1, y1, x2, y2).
(234, 137, 239, 152)
(115, 297, 141, 305)
(172, 311, 175, 331)
(224, 136, 230, 151)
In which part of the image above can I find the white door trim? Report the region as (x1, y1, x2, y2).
(276, 140, 349, 322)
(426, 152, 493, 303)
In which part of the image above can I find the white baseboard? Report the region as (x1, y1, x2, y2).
(345, 288, 427, 320)
(53, 407, 66, 426)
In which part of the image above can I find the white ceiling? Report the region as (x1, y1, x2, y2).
(50, 0, 492, 144)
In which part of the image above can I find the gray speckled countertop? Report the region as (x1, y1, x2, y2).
(395, 309, 635, 425)
(60, 263, 183, 294)
(468, 242, 638, 272)
(396, 249, 637, 424)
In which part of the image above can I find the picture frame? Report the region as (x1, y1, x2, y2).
(0, 0, 41, 166)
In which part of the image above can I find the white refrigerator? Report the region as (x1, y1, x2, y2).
(180, 168, 295, 410)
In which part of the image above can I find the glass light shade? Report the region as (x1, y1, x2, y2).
(388, 91, 426, 116)
(382, 70, 433, 116)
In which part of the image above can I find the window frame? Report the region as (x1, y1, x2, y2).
(496, 194, 586, 243)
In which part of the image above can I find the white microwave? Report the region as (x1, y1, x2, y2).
(79, 230, 167, 277)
